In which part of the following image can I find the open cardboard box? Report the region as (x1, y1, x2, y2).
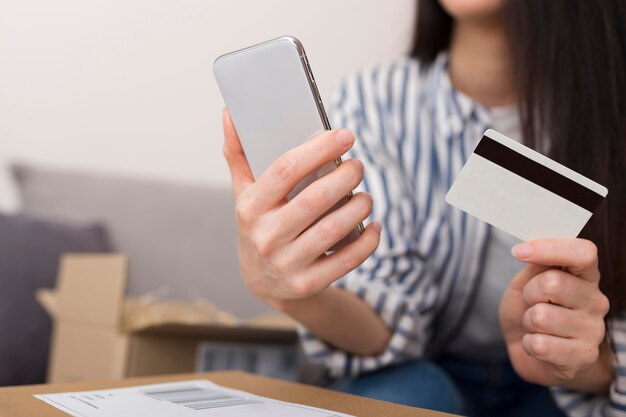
(38, 254, 298, 383)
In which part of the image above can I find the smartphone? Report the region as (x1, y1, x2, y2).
(213, 36, 363, 250)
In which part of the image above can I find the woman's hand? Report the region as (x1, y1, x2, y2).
(499, 238, 612, 391)
(222, 109, 381, 311)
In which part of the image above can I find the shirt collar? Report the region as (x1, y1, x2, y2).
(426, 53, 490, 140)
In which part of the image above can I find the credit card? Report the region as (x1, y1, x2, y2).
(445, 129, 608, 241)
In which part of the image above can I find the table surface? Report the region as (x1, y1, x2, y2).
(0, 371, 455, 417)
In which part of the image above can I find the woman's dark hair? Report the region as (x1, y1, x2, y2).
(411, 0, 626, 317)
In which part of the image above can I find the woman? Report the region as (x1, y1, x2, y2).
(221, 1, 626, 416)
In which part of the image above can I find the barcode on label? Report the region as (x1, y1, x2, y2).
(143, 385, 259, 410)
(195, 342, 299, 381)
(203, 349, 258, 372)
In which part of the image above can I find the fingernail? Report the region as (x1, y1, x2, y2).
(354, 159, 364, 173)
(371, 221, 382, 234)
(512, 243, 533, 259)
(336, 129, 355, 146)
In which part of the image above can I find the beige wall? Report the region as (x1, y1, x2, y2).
(0, 0, 415, 211)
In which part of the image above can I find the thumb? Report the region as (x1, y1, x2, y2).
(222, 108, 254, 197)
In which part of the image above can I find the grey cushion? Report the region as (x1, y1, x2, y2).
(13, 163, 269, 319)
(0, 213, 111, 386)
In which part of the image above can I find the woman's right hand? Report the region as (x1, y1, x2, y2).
(222, 109, 381, 311)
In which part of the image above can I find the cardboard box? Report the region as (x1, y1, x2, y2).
(0, 371, 453, 417)
(38, 254, 298, 383)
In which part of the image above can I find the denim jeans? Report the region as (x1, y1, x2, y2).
(335, 356, 566, 417)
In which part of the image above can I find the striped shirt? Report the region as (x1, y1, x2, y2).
(298, 54, 626, 417)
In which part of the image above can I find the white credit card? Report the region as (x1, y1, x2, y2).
(445, 129, 608, 241)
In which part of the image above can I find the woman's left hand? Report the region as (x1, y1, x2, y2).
(499, 238, 611, 388)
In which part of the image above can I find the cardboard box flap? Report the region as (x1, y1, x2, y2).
(56, 254, 128, 327)
(121, 297, 296, 335)
(35, 288, 58, 317)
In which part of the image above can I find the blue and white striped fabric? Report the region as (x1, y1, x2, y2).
(297, 53, 626, 417)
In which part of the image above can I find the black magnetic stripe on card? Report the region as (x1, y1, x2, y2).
(474, 135, 604, 212)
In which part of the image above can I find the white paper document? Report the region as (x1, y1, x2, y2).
(34, 379, 354, 417)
